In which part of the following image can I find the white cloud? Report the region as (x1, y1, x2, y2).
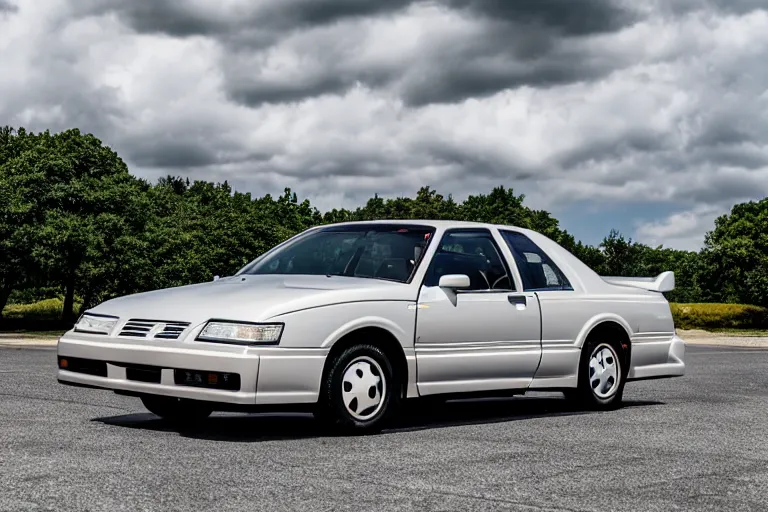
(0, 0, 767, 249)
(634, 204, 725, 250)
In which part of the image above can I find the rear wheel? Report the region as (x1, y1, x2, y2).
(315, 344, 400, 434)
(141, 395, 213, 423)
(566, 337, 626, 410)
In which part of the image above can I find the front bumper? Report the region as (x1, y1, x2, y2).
(56, 333, 328, 405)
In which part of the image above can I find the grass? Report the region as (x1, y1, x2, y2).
(700, 327, 768, 337)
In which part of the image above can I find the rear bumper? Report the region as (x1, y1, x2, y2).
(56, 334, 328, 405)
(627, 334, 686, 381)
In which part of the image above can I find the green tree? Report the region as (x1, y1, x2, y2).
(409, 186, 459, 219)
(599, 230, 646, 276)
(1, 128, 58, 316)
(1, 127, 149, 321)
(569, 241, 607, 273)
(458, 186, 529, 225)
(698, 199, 768, 306)
(254, 188, 322, 233)
(322, 207, 356, 224)
(142, 178, 295, 290)
(0, 127, 37, 316)
(14, 124, 765, 321)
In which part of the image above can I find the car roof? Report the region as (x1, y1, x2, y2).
(318, 219, 528, 232)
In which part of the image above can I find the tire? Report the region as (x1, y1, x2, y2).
(566, 337, 626, 410)
(315, 344, 400, 434)
(141, 395, 213, 423)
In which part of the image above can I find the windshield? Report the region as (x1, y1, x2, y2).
(239, 224, 436, 283)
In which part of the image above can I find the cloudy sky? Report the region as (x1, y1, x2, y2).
(1, 0, 767, 250)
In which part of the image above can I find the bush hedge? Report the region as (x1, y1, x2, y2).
(670, 303, 768, 330)
(3, 298, 68, 321)
(1, 297, 85, 321)
(3, 297, 82, 322)
(1, 298, 82, 332)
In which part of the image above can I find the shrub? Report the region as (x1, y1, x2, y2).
(7, 287, 63, 306)
(2, 297, 82, 322)
(671, 303, 768, 330)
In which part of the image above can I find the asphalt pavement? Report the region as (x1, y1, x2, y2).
(1, 345, 767, 511)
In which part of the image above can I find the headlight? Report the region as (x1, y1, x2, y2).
(74, 314, 119, 335)
(196, 321, 283, 345)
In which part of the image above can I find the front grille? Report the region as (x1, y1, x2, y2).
(153, 322, 189, 339)
(118, 319, 190, 340)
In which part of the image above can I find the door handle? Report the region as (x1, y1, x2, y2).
(507, 295, 527, 306)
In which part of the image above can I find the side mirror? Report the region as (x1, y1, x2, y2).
(438, 274, 471, 289)
(213, 275, 220, 282)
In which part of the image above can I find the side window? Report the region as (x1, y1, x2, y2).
(500, 231, 573, 291)
(424, 230, 515, 291)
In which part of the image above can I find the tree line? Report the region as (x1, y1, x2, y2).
(2, 127, 766, 322)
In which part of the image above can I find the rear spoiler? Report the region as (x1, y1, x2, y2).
(601, 271, 675, 293)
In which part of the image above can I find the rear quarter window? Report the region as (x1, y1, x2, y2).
(499, 231, 573, 291)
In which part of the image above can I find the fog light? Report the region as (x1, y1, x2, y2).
(174, 369, 241, 391)
(59, 358, 69, 369)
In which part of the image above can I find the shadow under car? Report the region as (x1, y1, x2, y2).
(92, 394, 664, 442)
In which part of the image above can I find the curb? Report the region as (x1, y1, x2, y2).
(681, 338, 768, 349)
(677, 329, 768, 348)
(0, 344, 57, 350)
(0, 339, 59, 349)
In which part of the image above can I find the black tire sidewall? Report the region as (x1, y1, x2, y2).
(321, 344, 398, 432)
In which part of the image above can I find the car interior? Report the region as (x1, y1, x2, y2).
(425, 232, 512, 290)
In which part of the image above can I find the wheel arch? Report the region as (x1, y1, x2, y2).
(321, 326, 410, 399)
(578, 315, 633, 370)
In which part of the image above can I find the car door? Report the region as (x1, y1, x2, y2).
(497, 229, 583, 389)
(414, 228, 542, 396)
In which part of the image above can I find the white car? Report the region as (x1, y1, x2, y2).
(57, 220, 685, 432)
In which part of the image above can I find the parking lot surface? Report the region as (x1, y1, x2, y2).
(1, 345, 767, 511)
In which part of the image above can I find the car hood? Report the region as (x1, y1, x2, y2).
(88, 274, 415, 326)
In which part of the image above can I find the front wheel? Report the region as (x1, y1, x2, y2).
(566, 338, 626, 410)
(315, 344, 400, 434)
(141, 395, 213, 423)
